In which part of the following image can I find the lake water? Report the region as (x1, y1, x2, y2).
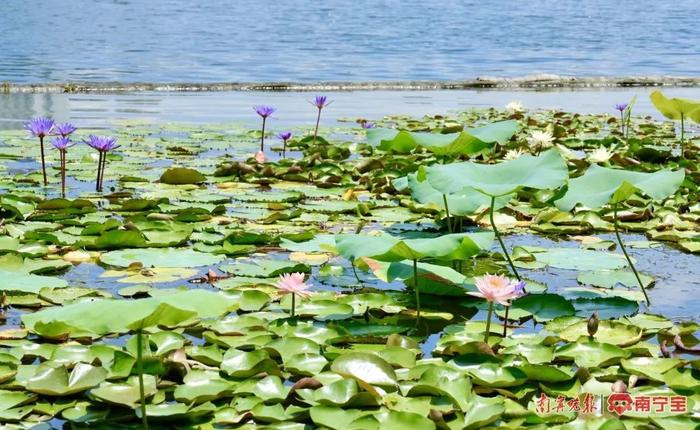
(3, 87, 700, 130)
(1, 0, 698, 84)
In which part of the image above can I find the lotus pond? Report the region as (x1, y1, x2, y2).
(0, 92, 699, 430)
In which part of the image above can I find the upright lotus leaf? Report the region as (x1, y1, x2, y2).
(368, 121, 517, 156)
(367, 129, 416, 153)
(405, 172, 512, 216)
(22, 290, 239, 337)
(555, 166, 683, 305)
(335, 232, 493, 262)
(425, 149, 568, 197)
(555, 165, 685, 211)
(650, 90, 700, 121)
(650, 91, 700, 148)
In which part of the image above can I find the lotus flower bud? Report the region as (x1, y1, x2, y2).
(612, 379, 627, 393)
(587, 312, 599, 337)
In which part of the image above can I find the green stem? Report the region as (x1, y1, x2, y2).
(489, 197, 521, 281)
(490, 196, 520, 336)
(313, 109, 321, 145)
(39, 136, 47, 186)
(442, 194, 452, 233)
(136, 330, 149, 430)
(484, 301, 494, 343)
(625, 110, 632, 140)
(680, 114, 685, 157)
(612, 203, 650, 305)
(413, 259, 420, 321)
(620, 112, 625, 135)
(291, 293, 296, 317)
(96, 152, 103, 191)
(60, 151, 66, 198)
(351, 262, 362, 285)
(260, 117, 267, 151)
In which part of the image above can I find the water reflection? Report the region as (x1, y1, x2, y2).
(3, 87, 700, 131)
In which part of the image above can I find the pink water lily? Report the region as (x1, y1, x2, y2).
(275, 273, 311, 298)
(472, 274, 525, 342)
(276, 272, 311, 317)
(254, 150, 267, 163)
(472, 274, 523, 305)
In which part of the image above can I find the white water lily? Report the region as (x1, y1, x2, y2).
(505, 101, 523, 112)
(587, 147, 613, 164)
(504, 149, 526, 160)
(527, 130, 554, 151)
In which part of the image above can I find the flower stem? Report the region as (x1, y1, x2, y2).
(96, 152, 103, 192)
(413, 259, 420, 321)
(490, 196, 520, 336)
(60, 151, 66, 198)
(291, 292, 296, 317)
(442, 194, 452, 233)
(260, 117, 267, 151)
(313, 109, 321, 145)
(39, 136, 47, 186)
(612, 203, 650, 305)
(136, 329, 149, 430)
(99, 152, 108, 191)
(283, 140, 287, 158)
(484, 301, 494, 343)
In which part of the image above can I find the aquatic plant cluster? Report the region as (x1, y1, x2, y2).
(0, 91, 698, 429)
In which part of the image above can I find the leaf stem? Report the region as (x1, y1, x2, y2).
(442, 194, 453, 233)
(413, 259, 420, 321)
(612, 203, 650, 305)
(489, 196, 521, 281)
(680, 113, 685, 157)
(136, 329, 149, 430)
(490, 196, 520, 336)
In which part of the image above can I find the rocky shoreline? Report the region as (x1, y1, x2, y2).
(4, 74, 700, 93)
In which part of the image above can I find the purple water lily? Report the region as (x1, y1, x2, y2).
(54, 122, 77, 137)
(25, 117, 55, 137)
(254, 105, 276, 151)
(615, 103, 629, 134)
(51, 137, 75, 197)
(313, 96, 329, 109)
(254, 105, 276, 118)
(362, 122, 375, 129)
(24, 117, 55, 186)
(277, 131, 293, 158)
(51, 136, 74, 150)
(310, 95, 331, 144)
(85, 135, 119, 192)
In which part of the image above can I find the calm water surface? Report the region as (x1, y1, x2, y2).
(1, 0, 698, 83)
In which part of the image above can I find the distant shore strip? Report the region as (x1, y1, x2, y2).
(3, 75, 700, 93)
